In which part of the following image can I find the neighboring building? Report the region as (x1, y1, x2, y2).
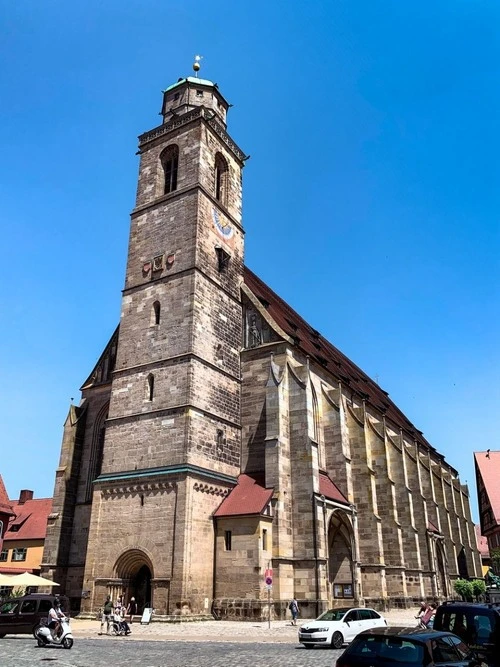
(475, 451, 500, 560)
(475, 524, 491, 577)
(0, 476, 14, 554)
(41, 70, 481, 619)
(0, 490, 52, 577)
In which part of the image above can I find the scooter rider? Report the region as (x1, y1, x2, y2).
(47, 598, 65, 639)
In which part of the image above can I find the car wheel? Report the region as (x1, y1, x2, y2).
(331, 631, 344, 649)
(62, 636, 73, 649)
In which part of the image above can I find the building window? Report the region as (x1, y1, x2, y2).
(262, 529, 268, 551)
(224, 530, 232, 551)
(86, 402, 108, 502)
(0, 549, 8, 562)
(147, 374, 155, 401)
(12, 548, 27, 562)
(196, 89, 203, 97)
(214, 153, 228, 205)
(161, 145, 179, 195)
(333, 583, 354, 599)
(152, 301, 161, 325)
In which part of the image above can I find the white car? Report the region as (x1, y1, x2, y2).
(298, 607, 387, 649)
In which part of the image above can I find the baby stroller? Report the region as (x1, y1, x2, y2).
(111, 612, 131, 636)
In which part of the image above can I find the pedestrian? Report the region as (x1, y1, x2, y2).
(126, 596, 137, 624)
(421, 603, 437, 629)
(289, 597, 299, 626)
(99, 595, 114, 635)
(415, 600, 428, 624)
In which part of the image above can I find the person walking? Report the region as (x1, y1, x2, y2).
(289, 598, 299, 626)
(126, 597, 137, 624)
(421, 603, 437, 629)
(99, 595, 114, 635)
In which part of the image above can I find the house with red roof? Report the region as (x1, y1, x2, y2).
(475, 451, 500, 561)
(0, 489, 52, 577)
(474, 524, 491, 577)
(41, 69, 480, 620)
(0, 476, 14, 554)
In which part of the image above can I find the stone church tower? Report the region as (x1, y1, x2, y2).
(43, 73, 247, 615)
(42, 69, 481, 619)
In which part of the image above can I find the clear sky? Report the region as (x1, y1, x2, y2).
(0, 1, 498, 522)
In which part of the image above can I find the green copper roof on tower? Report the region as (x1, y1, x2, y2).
(163, 76, 216, 93)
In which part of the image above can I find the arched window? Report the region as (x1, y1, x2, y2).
(214, 153, 228, 205)
(161, 145, 179, 195)
(147, 374, 155, 401)
(152, 301, 161, 325)
(86, 403, 108, 501)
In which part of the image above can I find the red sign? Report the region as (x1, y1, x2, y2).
(264, 568, 273, 586)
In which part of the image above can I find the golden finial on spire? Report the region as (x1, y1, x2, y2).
(193, 54, 203, 76)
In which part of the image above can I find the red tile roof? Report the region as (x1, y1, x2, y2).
(475, 524, 490, 558)
(214, 474, 273, 518)
(0, 476, 14, 517)
(5, 497, 52, 541)
(243, 267, 444, 462)
(475, 451, 500, 525)
(319, 473, 349, 505)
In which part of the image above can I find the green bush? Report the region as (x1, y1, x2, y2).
(472, 579, 486, 599)
(454, 579, 474, 601)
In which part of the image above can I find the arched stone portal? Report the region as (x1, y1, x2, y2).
(114, 548, 153, 614)
(328, 511, 355, 603)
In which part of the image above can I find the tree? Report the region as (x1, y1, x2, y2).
(471, 579, 486, 600)
(491, 547, 500, 574)
(454, 579, 474, 601)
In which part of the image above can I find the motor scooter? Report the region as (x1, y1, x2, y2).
(35, 617, 74, 649)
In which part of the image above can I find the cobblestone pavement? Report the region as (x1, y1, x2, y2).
(0, 637, 342, 666)
(0, 610, 419, 667)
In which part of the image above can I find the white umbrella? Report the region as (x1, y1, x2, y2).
(7, 572, 60, 587)
(0, 573, 14, 584)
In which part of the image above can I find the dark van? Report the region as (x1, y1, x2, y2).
(0, 593, 70, 638)
(433, 600, 500, 666)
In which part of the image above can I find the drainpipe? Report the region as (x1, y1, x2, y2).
(312, 494, 320, 618)
(168, 482, 178, 615)
(212, 516, 218, 619)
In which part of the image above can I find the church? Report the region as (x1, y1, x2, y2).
(41, 67, 481, 620)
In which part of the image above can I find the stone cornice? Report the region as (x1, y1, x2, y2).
(138, 107, 247, 164)
(105, 402, 242, 430)
(95, 463, 238, 487)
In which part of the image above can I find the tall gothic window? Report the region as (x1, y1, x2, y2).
(152, 301, 161, 325)
(161, 145, 179, 195)
(214, 152, 228, 205)
(86, 403, 108, 502)
(147, 373, 155, 401)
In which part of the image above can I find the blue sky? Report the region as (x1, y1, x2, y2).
(0, 1, 498, 522)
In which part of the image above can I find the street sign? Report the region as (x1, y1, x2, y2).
(264, 567, 273, 587)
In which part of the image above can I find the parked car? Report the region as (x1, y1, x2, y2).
(335, 626, 486, 667)
(0, 593, 70, 638)
(298, 606, 387, 649)
(433, 600, 500, 666)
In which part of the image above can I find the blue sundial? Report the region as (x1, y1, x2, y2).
(212, 207, 233, 240)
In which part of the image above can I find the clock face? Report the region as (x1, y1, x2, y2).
(212, 207, 233, 241)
